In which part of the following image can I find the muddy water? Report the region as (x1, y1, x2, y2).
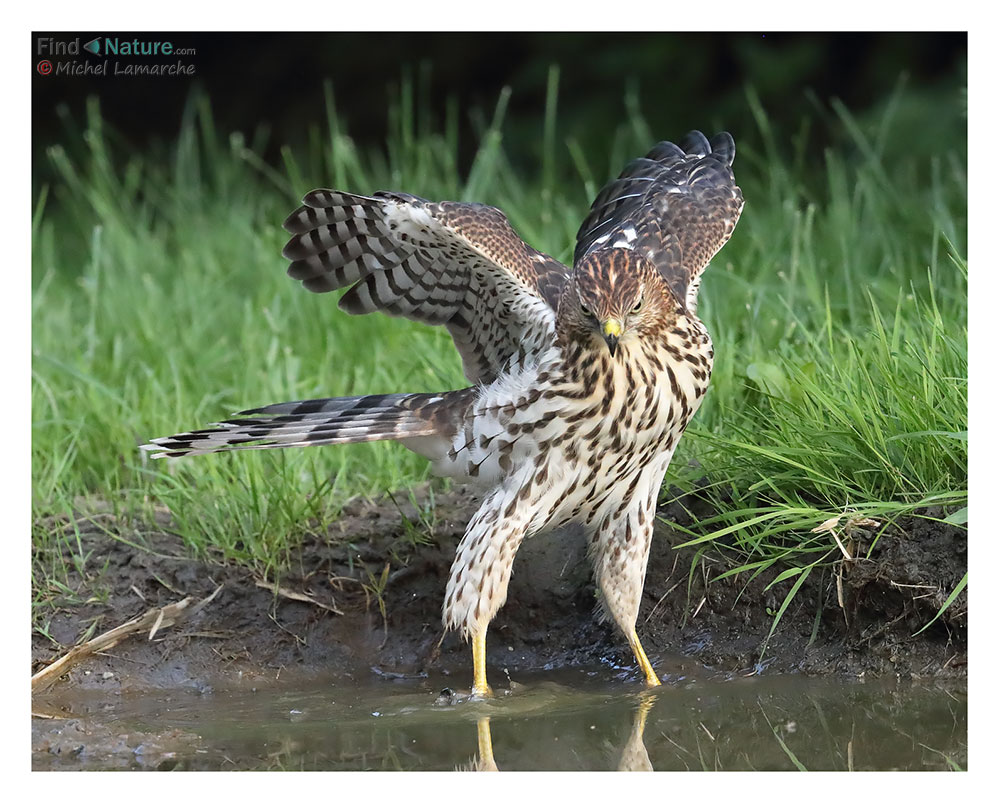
(33, 669, 966, 771)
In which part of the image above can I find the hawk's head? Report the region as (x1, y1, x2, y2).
(560, 249, 671, 357)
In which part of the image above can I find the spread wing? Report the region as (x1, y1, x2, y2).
(283, 191, 570, 384)
(574, 131, 744, 312)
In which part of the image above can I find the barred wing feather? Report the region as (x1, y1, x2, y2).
(283, 190, 569, 384)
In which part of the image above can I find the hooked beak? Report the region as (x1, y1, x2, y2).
(601, 319, 623, 356)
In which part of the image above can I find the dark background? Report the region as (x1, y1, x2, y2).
(32, 32, 966, 179)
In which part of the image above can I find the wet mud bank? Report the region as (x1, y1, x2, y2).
(32, 488, 967, 699)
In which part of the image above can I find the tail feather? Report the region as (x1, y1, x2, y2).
(142, 391, 469, 459)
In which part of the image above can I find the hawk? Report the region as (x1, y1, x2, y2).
(144, 131, 744, 697)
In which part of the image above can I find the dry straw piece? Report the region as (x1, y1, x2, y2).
(31, 585, 223, 694)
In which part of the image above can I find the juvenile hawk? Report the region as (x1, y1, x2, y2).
(145, 131, 744, 696)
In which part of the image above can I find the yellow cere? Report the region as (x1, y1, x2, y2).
(602, 319, 624, 339)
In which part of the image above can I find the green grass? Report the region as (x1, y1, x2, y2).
(31, 75, 967, 623)
(670, 87, 967, 603)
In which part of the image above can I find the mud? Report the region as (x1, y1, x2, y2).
(32, 487, 966, 768)
(32, 492, 967, 770)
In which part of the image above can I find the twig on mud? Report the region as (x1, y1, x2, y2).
(189, 583, 225, 616)
(645, 579, 684, 624)
(644, 553, 682, 624)
(267, 611, 308, 646)
(254, 579, 343, 615)
(151, 572, 182, 595)
(30, 584, 224, 695)
(328, 574, 364, 589)
(30, 710, 59, 720)
(178, 630, 232, 639)
(889, 581, 938, 598)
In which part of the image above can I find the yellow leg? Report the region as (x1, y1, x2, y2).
(472, 630, 493, 697)
(475, 717, 498, 771)
(629, 629, 661, 687)
(634, 693, 656, 732)
(617, 693, 657, 771)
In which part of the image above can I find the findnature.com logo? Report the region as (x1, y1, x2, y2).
(35, 35, 197, 77)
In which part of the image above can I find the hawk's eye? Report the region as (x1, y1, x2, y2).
(632, 298, 644, 313)
(579, 303, 592, 317)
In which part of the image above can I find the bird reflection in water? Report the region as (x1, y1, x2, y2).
(464, 692, 658, 771)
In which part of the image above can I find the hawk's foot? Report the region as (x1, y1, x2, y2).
(628, 629, 661, 687)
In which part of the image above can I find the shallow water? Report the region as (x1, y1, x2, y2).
(33, 668, 966, 771)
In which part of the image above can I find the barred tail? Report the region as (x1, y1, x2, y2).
(142, 390, 473, 459)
